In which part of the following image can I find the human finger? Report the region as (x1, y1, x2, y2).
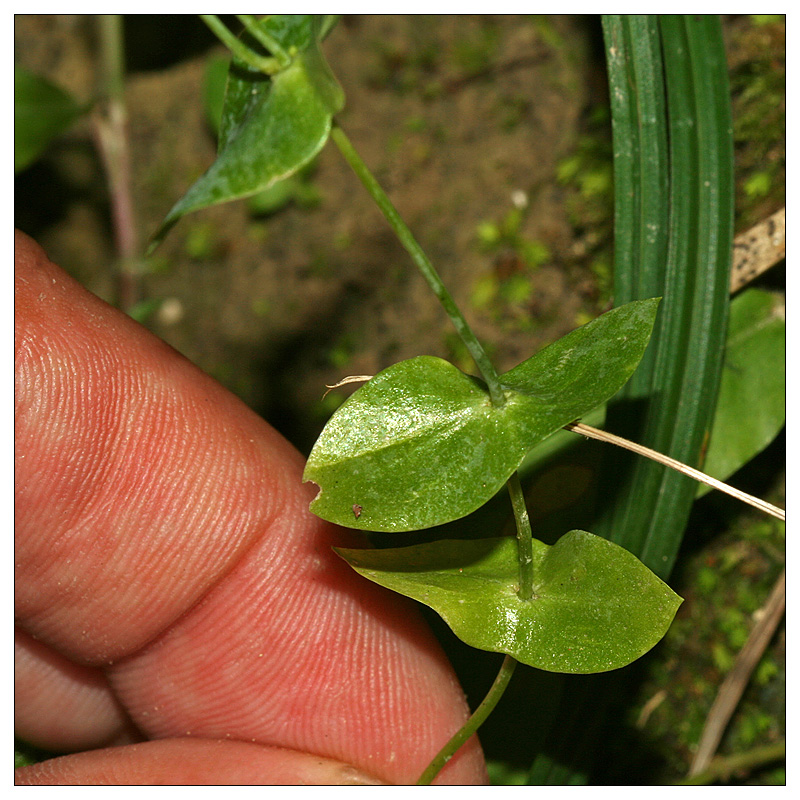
(15, 738, 386, 785)
(14, 231, 486, 784)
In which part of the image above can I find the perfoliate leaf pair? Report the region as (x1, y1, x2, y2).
(336, 532, 682, 673)
(304, 298, 660, 532)
(303, 298, 682, 673)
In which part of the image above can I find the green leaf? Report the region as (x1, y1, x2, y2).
(304, 299, 658, 532)
(698, 289, 785, 495)
(597, 15, 734, 577)
(335, 531, 682, 673)
(501, 297, 659, 409)
(203, 53, 231, 137)
(149, 15, 344, 250)
(14, 65, 86, 172)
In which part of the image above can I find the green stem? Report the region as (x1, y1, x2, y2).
(674, 740, 785, 785)
(236, 14, 292, 69)
(200, 15, 282, 75)
(416, 655, 518, 785)
(330, 123, 507, 407)
(507, 471, 534, 601)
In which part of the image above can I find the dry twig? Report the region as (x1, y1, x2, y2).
(688, 569, 786, 777)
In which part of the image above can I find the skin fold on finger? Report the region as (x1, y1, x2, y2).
(15, 627, 141, 753)
(15, 738, 387, 785)
(14, 231, 487, 784)
(110, 501, 485, 784)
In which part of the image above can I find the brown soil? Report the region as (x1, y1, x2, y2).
(15, 14, 607, 451)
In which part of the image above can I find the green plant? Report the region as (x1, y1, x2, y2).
(143, 15, 781, 784)
(14, 65, 88, 173)
(15, 14, 784, 785)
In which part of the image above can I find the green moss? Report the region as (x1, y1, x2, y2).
(470, 273, 499, 309)
(327, 332, 358, 369)
(474, 205, 549, 268)
(251, 298, 272, 317)
(730, 17, 785, 226)
(742, 171, 771, 198)
(333, 230, 353, 251)
(555, 107, 614, 307)
(471, 197, 552, 327)
(750, 14, 784, 26)
(499, 273, 532, 304)
(476, 220, 502, 250)
(403, 115, 427, 133)
(246, 221, 270, 243)
(452, 23, 500, 77)
(754, 655, 778, 685)
(712, 641, 733, 672)
(696, 565, 719, 595)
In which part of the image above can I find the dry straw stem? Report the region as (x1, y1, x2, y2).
(564, 422, 785, 522)
(730, 207, 785, 293)
(322, 376, 375, 399)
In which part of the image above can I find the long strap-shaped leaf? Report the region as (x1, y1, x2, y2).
(598, 14, 734, 577)
(526, 15, 734, 785)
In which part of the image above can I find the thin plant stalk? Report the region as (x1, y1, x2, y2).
(675, 739, 785, 786)
(330, 123, 507, 407)
(416, 655, 518, 785)
(201, 15, 283, 75)
(508, 471, 534, 601)
(565, 422, 785, 521)
(93, 14, 140, 313)
(236, 14, 292, 68)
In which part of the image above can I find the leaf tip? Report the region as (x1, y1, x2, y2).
(146, 213, 180, 256)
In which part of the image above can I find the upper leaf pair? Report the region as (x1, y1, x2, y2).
(304, 298, 660, 532)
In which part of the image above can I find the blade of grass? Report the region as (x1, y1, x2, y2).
(602, 15, 670, 355)
(597, 14, 734, 577)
